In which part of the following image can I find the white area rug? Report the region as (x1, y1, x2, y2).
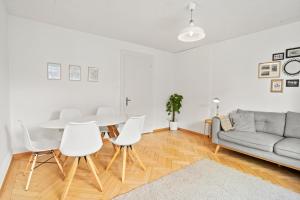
(115, 159, 300, 200)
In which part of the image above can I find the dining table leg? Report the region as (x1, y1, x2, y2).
(107, 125, 119, 138)
(107, 125, 120, 151)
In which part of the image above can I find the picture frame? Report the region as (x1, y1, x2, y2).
(88, 67, 99, 82)
(258, 61, 281, 78)
(286, 79, 299, 87)
(47, 63, 61, 80)
(286, 47, 300, 58)
(69, 65, 81, 81)
(272, 52, 284, 61)
(270, 79, 283, 93)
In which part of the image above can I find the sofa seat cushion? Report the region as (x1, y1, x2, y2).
(274, 138, 300, 160)
(219, 131, 283, 152)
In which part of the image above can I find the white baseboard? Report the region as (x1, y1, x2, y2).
(0, 152, 12, 189)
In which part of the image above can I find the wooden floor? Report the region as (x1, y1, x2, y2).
(1, 130, 300, 200)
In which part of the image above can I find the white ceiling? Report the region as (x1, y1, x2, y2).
(5, 0, 300, 53)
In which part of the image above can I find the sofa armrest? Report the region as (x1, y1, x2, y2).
(212, 117, 221, 144)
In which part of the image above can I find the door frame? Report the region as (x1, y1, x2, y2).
(120, 50, 154, 132)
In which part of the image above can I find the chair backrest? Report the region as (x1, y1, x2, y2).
(60, 122, 103, 157)
(59, 108, 82, 121)
(18, 121, 34, 152)
(96, 106, 116, 116)
(115, 115, 145, 145)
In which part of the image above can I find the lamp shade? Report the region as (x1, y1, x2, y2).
(212, 98, 220, 104)
(178, 22, 205, 42)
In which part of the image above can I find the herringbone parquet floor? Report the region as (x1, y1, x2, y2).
(1, 130, 300, 200)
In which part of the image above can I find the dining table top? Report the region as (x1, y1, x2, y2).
(39, 114, 128, 129)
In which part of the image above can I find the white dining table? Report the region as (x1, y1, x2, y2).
(40, 114, 128, 137)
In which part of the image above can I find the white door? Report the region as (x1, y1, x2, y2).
(120, 50, 153, 133)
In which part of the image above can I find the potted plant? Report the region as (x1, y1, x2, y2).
(166, 93, 183, 131)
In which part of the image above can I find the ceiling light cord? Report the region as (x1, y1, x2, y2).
(190, 9, 194, 24)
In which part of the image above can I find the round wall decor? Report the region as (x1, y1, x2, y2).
(283, 59, 300, 76)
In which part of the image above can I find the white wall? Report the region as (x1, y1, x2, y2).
(0, 0, 12, 188)
(175, 21, 300, 134)
(8, 16, 174, 153)
(174, 46, 211, 132)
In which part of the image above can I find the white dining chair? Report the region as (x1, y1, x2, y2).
(59, 108, 82, 121)
(106, 115, 146, 182)
(60, 122, 103, 200)
(19, 121, 65, 191)
(96, 106, 116, 137)
(96, 106, 116, 116)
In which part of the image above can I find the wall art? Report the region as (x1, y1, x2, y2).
(270, 79, 283, 93)
(88, 67, 99, 82)
(272, 52, 284, 61)
(286, 79, 299, 87)
(283, 59, 300, 76)
(69, 65, 81, 81)
(258, 61, 281, 78)
(47, 63, 61, 80)
(286, 47, 300, 58)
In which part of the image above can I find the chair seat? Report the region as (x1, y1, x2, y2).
(219, 131, 283, 152)
(31, 139, 61, 152)
(109, 137, 138, 146)
(274, 138, 300, 160)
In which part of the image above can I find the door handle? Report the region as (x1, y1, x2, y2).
(126, 97, 132, 106)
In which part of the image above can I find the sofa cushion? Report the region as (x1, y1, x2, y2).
(237, 109, 286, 136)
(219, 131, 283, 152)
(274, 138, 300, 160)
(284, 111, 300, 138)
(230, 112, 255, 132)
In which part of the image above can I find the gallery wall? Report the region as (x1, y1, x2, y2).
(8, 16, 175, 153)
(0, 0, 12, 188)
(175, 21, 300, 134)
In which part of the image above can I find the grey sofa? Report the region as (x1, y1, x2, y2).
(212, 110, 300, 170)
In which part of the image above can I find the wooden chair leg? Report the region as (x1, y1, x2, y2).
(61, 157, 78, 200)
(122, 147, 127, 183)
(52, 151, 65, 178)
(106, 147, 120, 171)
(25, 153, 38, 191)
(215, 145, 220, 154)
(85, 156, 100, 174)
(58, 152, 62, 159)
(131, 146, 146, 171)
(63, 156, 69, 167)
(86, 155, 103, 191)
(127, 150, 135, 163)
(23, 153, 33, 176)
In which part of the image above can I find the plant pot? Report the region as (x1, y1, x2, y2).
(169, 121, 178, 131)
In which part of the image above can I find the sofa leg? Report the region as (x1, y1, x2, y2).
(215, 145, 220, 154)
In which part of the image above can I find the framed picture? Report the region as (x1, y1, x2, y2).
(286, 79, 299, 87)
(69, 65, 81, 81)
(88, 67, 99, 82)
(270, 79, 283, 93)
(286, 47, 300, 58)
(272, 52, 284, 61)
(258, 61, 281, 78)
(47, 63, 61, 80)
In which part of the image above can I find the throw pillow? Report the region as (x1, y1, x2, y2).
(230, 111, 256, 132)
(219, 115, 234, 131)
